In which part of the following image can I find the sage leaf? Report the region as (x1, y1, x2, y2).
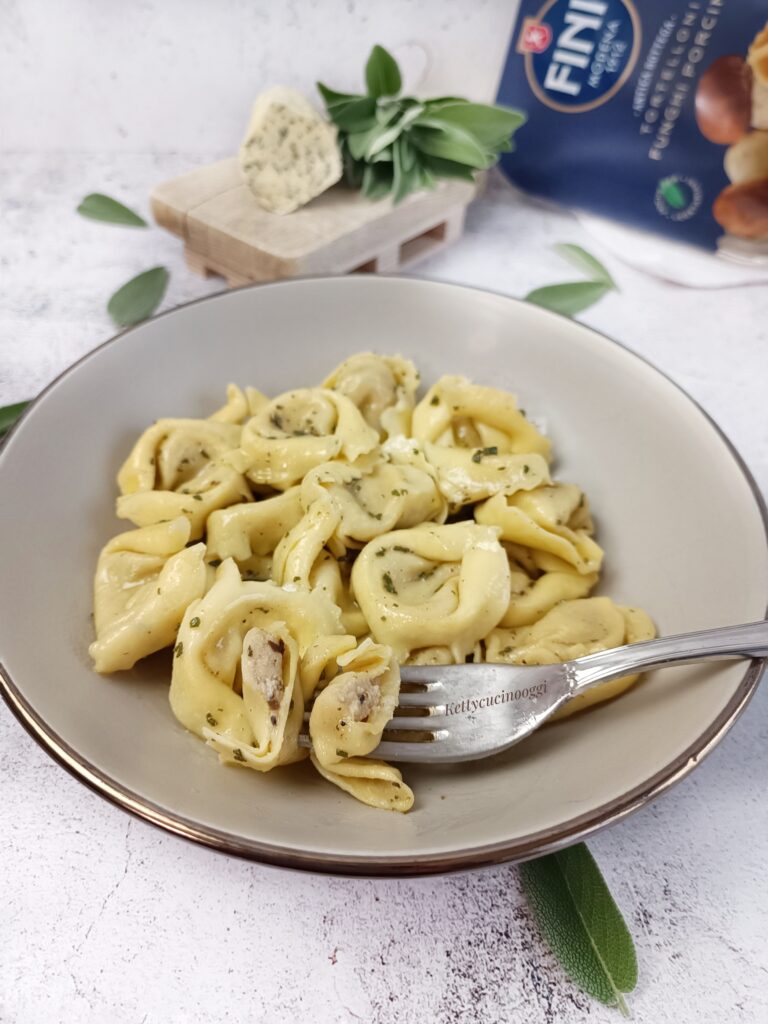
(365, 120, 406, 160)
(398, 135, 418, 173)
(332, 96, 378, 132)
(392, 136, 423, 204)
(422, 95, 466, 107)
(361, 162, 394, 200)
(375, 101, 402, 127)
(421, 102, 526, 150)
(340, 140, 365, 187)
(417, 153, 477, 182)
(316, 83, 358, 110)
(77, 193, 147, 227)
(520, 844, 637, 1015)
(365, 44, 402, 99)
(317, 85, 377, 132)
(525, 280, 613, 317)
(0, 400, 31, 438)
(370, 145, 394, 164)
(410, 120, 492, 168)
(555, 244, 615, 287)
(107, 267, 169, 327)
(347, 123, 387, 161)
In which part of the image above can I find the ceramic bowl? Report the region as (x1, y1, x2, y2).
(1, 276, 765, 875)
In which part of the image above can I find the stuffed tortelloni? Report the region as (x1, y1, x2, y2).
(309, 639, 413, 811)
(90, 517, 207, 673)
(227, 388, 378, 489)
(351, 522, 511, 661)
(170, 559, 344, 770)
(485, 597, 656, 718)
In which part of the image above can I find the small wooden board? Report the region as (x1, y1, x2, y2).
(151, 158, 477, 286)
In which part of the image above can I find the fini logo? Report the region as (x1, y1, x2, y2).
(517, 0, 641, 114)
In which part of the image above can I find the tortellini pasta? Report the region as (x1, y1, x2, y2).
(421, 442, 550, 507)
(270, 447, 447, 591)
(476, 484, 603, 575)
(351, 523, 511, 661)
(170, 558, 343, 770)
(90, 517, 207, 673)
(409, 376, 553, 507)
(117, 462, 252, 541)
(501, 547, 598, 628)
(117, 418, 242, 495)
(323, 352, 419, 438)
(485, 597, 656, 717)
(309, 639, 413, 811)
(209, 383, 269, 424)
(227, 388, 378, 489)
(300, 450, 447, 550)
(412, 375, 551, 460)
(206, 487, 304, 579)
(92, 354, 654, 813)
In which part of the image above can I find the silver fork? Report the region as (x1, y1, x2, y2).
(299, 621, 768, 763)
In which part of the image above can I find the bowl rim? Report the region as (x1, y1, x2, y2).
(1, 274, 766, 877)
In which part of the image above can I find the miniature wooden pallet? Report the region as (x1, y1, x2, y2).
(151, 158, 477, 286)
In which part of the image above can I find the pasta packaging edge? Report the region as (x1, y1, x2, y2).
(496, 1, 768, 259)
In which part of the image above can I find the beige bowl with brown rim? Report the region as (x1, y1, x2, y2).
(1, 276, 765, 875)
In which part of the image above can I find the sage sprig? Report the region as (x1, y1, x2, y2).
(520, 843, 637, 1015)
(318, 45, 525, 203)
(77, 193, 169, 326)
(525, 244, 617, 316)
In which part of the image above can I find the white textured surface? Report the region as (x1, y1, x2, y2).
(1, 0, 518, 151)
(0, 152, 766, 1024)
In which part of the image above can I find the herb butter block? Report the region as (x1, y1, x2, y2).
(239, 87, 343, 215)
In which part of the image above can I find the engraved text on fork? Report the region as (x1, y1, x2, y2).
(444, 682, 548, 716)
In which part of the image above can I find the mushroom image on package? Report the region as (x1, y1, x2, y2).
(496, 2, 768, 259)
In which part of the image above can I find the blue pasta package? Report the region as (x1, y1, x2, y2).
(496, 1, 768, 258)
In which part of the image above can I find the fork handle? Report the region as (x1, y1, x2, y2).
(570, 620, 768, 693)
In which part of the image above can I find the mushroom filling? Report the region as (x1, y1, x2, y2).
(337, 672, 382, 723)
(241, 627, 286, 716)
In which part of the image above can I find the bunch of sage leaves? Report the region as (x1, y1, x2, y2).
(318, 45, 525, 203)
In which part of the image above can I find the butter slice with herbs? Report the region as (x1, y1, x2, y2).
(239, 86, 342, 214)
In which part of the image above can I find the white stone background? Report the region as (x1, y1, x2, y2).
(1, 2, 767, 1023)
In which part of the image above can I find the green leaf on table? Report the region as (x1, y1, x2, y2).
(525, 280, 613, 317)
(520, 844, 637, 1015)
(0, 400, 31, 437)
(365, 44, 402, 99)
(107, 267, 169, 327)
(555, 244, 615, 288)
(76, 193, 147, 227)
